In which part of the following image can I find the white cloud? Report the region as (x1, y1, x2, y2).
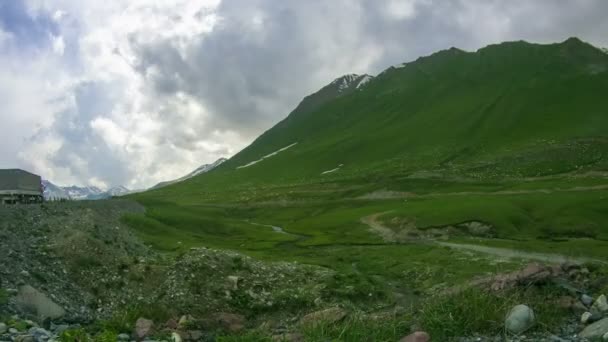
(51, 35, 65, 55)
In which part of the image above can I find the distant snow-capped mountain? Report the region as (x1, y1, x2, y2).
(152, 158, 227, 189)
(42, 180, 131, 201)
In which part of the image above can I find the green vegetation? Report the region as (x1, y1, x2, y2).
(124, 38, 608, 339)
(0, 288, 7, 306)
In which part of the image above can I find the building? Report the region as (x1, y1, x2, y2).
(0, 169, 44, 204)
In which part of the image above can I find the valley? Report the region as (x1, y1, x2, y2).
(2, 38, 608, 341)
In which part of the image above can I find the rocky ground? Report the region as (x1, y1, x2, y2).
(1, 201, 608, 341)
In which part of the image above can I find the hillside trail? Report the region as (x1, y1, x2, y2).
(360, 213, 607, 265)
(360, 184, 608, 201)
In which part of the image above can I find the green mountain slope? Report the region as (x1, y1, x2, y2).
(127, 40, 608, 331)
(140, 37, 608, 202)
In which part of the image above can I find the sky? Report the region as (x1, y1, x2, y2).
(1, 0, 607, 190)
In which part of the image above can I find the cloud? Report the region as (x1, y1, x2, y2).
(1, 0, 608, 189)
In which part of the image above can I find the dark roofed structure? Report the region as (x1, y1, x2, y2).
(0, 169, 43, 204)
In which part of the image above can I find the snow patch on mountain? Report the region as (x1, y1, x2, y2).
(237, 143, 298, 169)
(152, 158, 227, 189)
(321, 164, 343, 175)
(356, 75, 374, 89)
(332, 74, 360, 92)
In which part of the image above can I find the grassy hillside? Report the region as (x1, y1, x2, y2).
(136, 38, 608, 202)
(125, 38, 608, 338)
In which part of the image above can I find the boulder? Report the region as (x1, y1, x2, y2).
(171, 332, 182, 342)
(592, 294, 608, 314)
(0, 322, 7, 334)
(15, 285, 65, 321)
(117, 333, 130, 341)
(134, 318, 154, 340)
(178, 315, 194, 329)
(227, 276, 241, 290)
(505, 304, 535, 335)
(399, 331, 431, 342)
(300, 307, 347, 326)
(582, 294, 594, 306)
(14, 335, 34, 342)
(580, 317, 608, 340)
(582, 311, 594, 324)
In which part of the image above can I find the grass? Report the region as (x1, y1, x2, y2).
(122, 38, 608, 339)
(0, 288, 7, 306)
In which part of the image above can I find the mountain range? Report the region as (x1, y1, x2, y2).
(42, 180, 131, 201)
(42, 158, 227, 200)
(138, 37, 608, 204)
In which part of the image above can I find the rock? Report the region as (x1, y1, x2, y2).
(399, 331, 431, 342)
(505, 304, 535, 335)
(592, 294, 608, 314)
(582, 311, 594, 324)
(9, 328, 19, 334)
(227, 276, 241, 290)
(14, 335, 34, 342)
(178, 315, 194, 329)
(134, 318, 154, 340)
(0, 323, 6, 334)
(580, 317, 608, 339)
(28, 327, 51, 341)
(117, 333, 130, 341)
(300, 307, 347, 326)
(15, 285, 66, 321)
(213, 313, 245, 333)
(604, 331, 608, 341)
(582, 294, 594, 306)
(171, 332, 182, 342)
(271, 332, 304, 342)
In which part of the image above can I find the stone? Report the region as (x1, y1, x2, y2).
(178, 315, 194, 329)
(300, 307, 347, 326)
(15, 285, 65, 321)
(227, 276, 241, 290)
(9, 328, 19, 334)
(117, 333, 130, 341)
(582, 294, 594, 306)
(213, 313, 245, 333)
(271, 332, 304, 342)
(580, 317, 608, 340)
(592, 294, 608, 314)
(134, 318, 154, 340)
(171, 332, 182, 342)
(582, 311, 594, 324)
(399, 331, 431, 342)
(604, 331, 608, 341)
(14, 335, 34, 342)
(28, 327, 51, 341)
(505, 304, 535, 335)
(0, 323, 6, 334)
